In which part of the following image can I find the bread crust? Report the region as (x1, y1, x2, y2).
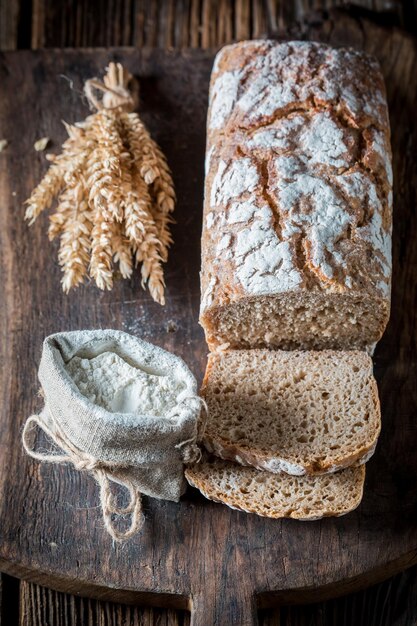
(200, 40, 393, 350)
(202, 431, 378, 476)
(185, 458, 365, 520)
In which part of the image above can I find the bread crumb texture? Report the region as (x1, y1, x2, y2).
(186, 456, 365, 519)
(201, 41, 392, 351)
(202, 349, 380, 474)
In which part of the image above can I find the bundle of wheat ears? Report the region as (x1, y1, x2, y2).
(25, 63, 175, 305)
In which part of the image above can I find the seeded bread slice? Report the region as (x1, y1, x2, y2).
(202, 349, 380, 475)
(186, 457, 365, 519)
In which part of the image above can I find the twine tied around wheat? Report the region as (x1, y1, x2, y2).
(25, 62, 175, 304)
(84, 62, 137, 112)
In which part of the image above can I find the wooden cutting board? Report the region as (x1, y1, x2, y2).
(0, 10, 417, 626)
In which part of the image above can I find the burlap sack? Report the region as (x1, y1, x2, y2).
(22, 330, 203, 541)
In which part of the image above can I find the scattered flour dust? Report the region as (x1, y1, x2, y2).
(66, 351, 185, 416)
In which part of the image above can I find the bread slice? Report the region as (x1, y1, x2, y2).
(185, 457, 365, 519)
(201, 349, 380, 475)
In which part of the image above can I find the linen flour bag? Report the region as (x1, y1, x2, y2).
(22, 330, 204, 541)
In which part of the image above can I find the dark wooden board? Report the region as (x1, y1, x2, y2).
(1, 11, 417, 626)
(18, 581, 190, 626)
(16, 563, 417, 626)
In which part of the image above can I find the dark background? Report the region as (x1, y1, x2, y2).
(1, 1, 417, 625)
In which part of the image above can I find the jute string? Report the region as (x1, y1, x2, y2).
(22, 394, 206, 542)
(84, 62, 137, 112)
(173, 393, 208, 465)
(22, 412, 143, 541)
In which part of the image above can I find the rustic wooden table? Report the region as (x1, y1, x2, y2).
(1, 2, 417, 625)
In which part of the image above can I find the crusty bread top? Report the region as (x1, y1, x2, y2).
(208, 40, 389, 136)
(201, 349, 381, 474)
(185, 456, 365, 520)
(200, 41, 392, 317)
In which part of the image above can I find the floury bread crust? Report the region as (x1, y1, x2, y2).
(201, 350, 381, 475)
(200, 41, 393, 351)
(185, 457, 365, 520)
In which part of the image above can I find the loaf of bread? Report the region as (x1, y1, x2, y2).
(185, 456, 365, 520)
(201, 349, 380, 475)
(200, 41, 393, 351)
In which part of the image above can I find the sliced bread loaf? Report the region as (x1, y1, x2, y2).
(185, 456, 365, 519)
(201, 349, 380, 475)
(200, 41, 392, 353)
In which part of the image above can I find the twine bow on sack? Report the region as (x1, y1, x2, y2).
(173, 394, 208, 465)
(21, 398, 206, 543)
(22, 412, 143, 542)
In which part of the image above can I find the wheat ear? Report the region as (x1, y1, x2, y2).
(87, 110, 127, 222)
(24, 62, 175, 303)
(57, 181, 93, 292)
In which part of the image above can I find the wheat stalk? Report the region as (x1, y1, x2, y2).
(57, 181, 93, 292)
(122, 114, 176, 215)
(26, 126, 92, 225)
(89, 212, 114, 291)
(87, 110, 127, 222)
(25, 162, 67, 224)
(139, 238, 166, 305)
(24, 62, 175, 303)
(121, 113, 159, 184)
(121, 112, 175, 262)
(112, 221, 133, 279)
(124, 164, 156, 246)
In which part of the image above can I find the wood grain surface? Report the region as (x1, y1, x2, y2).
(1, 9, 417, 626)
(14, 565, 417, 626)
(1, 0, 415, 51)
(18, 582, 190, 626)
